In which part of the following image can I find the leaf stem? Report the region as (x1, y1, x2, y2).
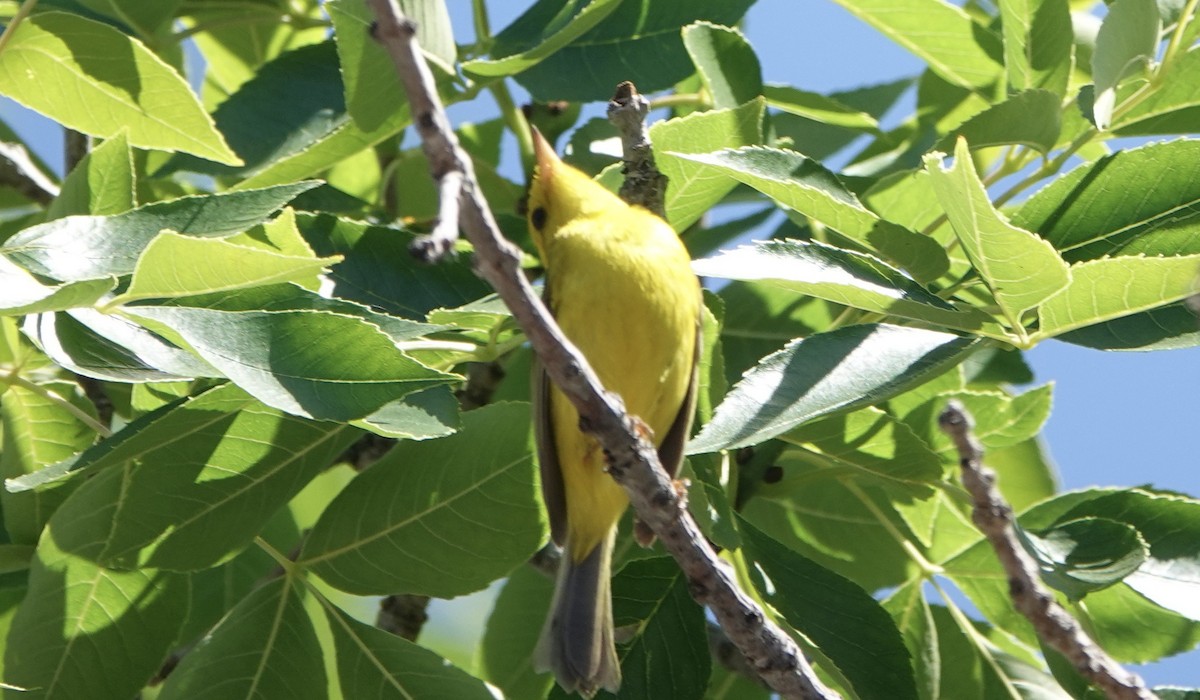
(648, 92, 708, 110)
(254, 536, 294, 574)
(0, 0, 37, 55)
(4, 372, 111, 437)
(490, 80, 534, 175)
(1160, 0, 1200, 74)
(992, 128, 1096, 208)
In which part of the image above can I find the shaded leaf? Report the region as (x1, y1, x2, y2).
(937, 89, 1062, 153)
(159, 577, 324, 700)
(46, 131, 134, 219)
(324, 601, 496, 699)
(498, 0, 756, 100)
(741, 518, 917, 700)
(999, 0, 1073, 95)
(4, 534, 189, 699)
(36, 384, 358, 570)
(1012, 139, 1200, 261)
(682, 21, 763, 109)
(301, 403, 545, 596)
(689, 323, 977, 454)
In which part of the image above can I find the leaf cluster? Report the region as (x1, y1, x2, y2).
(0, 0, 1198, 698)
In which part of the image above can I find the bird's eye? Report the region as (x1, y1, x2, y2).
(530, 206, 548, 231)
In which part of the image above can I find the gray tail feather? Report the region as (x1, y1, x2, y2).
(534, 532, 621, 697)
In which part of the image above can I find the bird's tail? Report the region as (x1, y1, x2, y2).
(534, 531, 621, 697)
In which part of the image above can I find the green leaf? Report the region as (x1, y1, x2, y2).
(38, 384, 358, 570)
(498, 0, 756, 101)
(1056, 301, 1200, 351)
(1, 381, 96, 543)
(301, 402, 546, 596)
(2, 182, 319, 282)
(774, 78, 912, 161)
(1012, 139, 1200, 261)
(1092, 0, 1161, 129)
(782, 407, 944, 496)
(355, 385, 461, 440)
(0, 256, 114, 316)
(741, 518, 917, 700)
(1052, 489, 1200, 622)
(46, 131, 134, 219)
(715, 279, 836, 384)
(479, 565, 555, 700)
(323, 601, 496, 699)
(4, 534, 189, 699)
(75, 0, 184, 35)
(1113, 48, 1200, 134)
(111, 231, 340, 305)
(0, 12, 239, 164)
(1081, 582, 1200, 663)
(827, 0, 1002, 89)
(902, 385, 1054, 456)
(999, 0, 1073, 95)
(462, 0, 623, 77)
(1035, 254, 1200, 339)
(22, 308, 217, 382)
(742, 446, 917, 589)
(692, 239, 996, 333)
(688, 323, 977, 454)
(924, 139, 1070, 324)
(652, 98, 765, 232)
(126, 300, 456, 422)
(937, 89, 1063, 153)
(673, 146, 949, 282)
(159, 577, 325, 700)
(1026, 516, 1148, 601)
(162, 41, 347, 178)
(609, 557, 710, 700)
(682, 21, 763, 109)
(764, 83, 879, 130)
(297, 213, 492, 319)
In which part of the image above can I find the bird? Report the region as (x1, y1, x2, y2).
(526, 127, 702, 697)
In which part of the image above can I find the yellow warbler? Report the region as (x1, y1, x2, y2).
(527, 128, 701, 697)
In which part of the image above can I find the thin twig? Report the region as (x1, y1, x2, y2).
(63, 129, 89, 175)
(364, 3, 836, 697)
(607, 81, 668, 218)
(938, 401, 1157, 700)
(0, 141, 58, 205)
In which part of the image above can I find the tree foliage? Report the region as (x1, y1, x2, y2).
(0, 0, 1198, 698)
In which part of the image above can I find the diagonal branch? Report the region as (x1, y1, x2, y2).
(938, 401, 1157, 700)
(365, 2, 837, 697)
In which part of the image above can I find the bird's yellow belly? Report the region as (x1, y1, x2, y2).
(549, 246, 696, 559)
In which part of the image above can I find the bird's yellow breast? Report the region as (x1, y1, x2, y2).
(543, 208, 700, 558)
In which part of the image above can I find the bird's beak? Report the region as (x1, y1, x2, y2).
(531, 127, 559, 181)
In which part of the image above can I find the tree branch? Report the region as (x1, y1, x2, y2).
(365, 2, 837, 697)
(938, 401, 1157, 700)
(0, 141, 58, 205)
(606, 81, 668, 218)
